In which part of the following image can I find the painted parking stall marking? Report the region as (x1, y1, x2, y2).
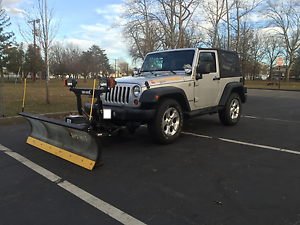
(243, 115, 300, 124)
(181, 132, 300, 155)
(0, 144, 146, 225)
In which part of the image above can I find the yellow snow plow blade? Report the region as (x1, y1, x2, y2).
(18, 112, 101, 170)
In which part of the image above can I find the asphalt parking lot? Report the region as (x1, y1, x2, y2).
(1, 89, 300, 225)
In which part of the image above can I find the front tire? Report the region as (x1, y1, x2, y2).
(148, 98, 183, 144)
(219, 93, 242, 126)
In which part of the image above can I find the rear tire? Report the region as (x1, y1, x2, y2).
(219, 93, 241, 126)
(148, 98, 183, 144)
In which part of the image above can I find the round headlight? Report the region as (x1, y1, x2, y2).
(133, 85, 141, 97)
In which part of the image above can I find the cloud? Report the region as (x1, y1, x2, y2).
(2, 0, 24, 16)
(96, 4, 123, 15)
(68, 1, 133, 64)
(4, 1, 135, 66)
(2, 0, 22, 6)
(4, 7, 24, 15)
(59, 3, 132, 64)
(66, 22, 131, 65)
(258, 26, 283, 36)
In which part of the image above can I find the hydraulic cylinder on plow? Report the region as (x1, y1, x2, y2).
(18, 78, 116, 170)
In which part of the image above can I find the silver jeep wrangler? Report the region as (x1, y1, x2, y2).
(100, 48, 247, 144)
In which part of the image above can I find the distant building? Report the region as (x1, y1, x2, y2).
(271, 65, 286, 80)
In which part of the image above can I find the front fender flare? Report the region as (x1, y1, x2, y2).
(139, 86, 191, 111)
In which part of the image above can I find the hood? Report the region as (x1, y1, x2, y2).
(115, 72, 188, 87)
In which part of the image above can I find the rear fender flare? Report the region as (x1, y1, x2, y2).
(219, 82, 247, 106)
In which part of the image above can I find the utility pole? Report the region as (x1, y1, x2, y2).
(114, 59, 117, 78)
(29, 19, 40, 82)
(45, 0, 50, 104)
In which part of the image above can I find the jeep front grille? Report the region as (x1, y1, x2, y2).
(104, 85, 131, 104)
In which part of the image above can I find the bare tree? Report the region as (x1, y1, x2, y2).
(200, 0, 262, 50)
(263, 35, 283, 80)
(64, 43, 83, 78)
(117, 57, 129, 75)
(49, 41, 66, 78)
(154, 0, 200, 49)
(239, 21, 254, 78)
(17, 0, 60, 103)
(121, 0, 163, 61)
(202, 0, 227, 48)
(263, 0, 300, 81)
(248, 31, 265, 80)
(232, 0, 263, 52)
(121, 0, 201, 61)
(293, 50, 300, 80)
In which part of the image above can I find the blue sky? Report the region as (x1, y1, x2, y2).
(2, 0, 133, 66)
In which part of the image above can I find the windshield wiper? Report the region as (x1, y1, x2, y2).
(158, 68, 176, 74)
(140, 70, 154, 73)
(140, 70, 157, 75)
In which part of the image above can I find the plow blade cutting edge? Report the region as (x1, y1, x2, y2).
(18, 112, 101, 170)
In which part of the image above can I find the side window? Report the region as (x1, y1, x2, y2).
(198, 52, 217, 73)
(221, 53, 238, 73)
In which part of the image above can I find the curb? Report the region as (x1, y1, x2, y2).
(0, 111, 76, 126)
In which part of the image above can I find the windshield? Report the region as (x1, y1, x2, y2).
(141, 50, 195, 72)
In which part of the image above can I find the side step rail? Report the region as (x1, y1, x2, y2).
(18, 112, 101, 170)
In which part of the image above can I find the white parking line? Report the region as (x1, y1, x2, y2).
(0, 144, 146, 225)
(243, 115, 300, 124)
(243, 115, 257, 119)
(181, 132, 300, 155)
(180, 132, 212, 139)
(219, 138, 300, 155)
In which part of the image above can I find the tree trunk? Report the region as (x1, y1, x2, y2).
(226, 0, 230, 50)
(0, 67, 4, 83)
(286, 64, 292, 81)
(236, 1, 240, 52)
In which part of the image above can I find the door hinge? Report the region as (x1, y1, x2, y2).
(194, 97, 199, 102)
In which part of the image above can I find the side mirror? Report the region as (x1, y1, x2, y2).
(184, 64, 192, 75)
(133, 68, 141, 76)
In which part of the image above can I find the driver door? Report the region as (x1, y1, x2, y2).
(194, 50, 221, 108)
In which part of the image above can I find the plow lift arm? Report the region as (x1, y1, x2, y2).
(18, 77, 117, 170)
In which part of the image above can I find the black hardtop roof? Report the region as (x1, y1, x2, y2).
(198, 48, 239, 54)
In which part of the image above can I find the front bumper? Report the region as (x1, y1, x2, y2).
(103, 106, 155, 121)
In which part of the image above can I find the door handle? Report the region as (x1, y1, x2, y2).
(213, 77, 220, 81)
